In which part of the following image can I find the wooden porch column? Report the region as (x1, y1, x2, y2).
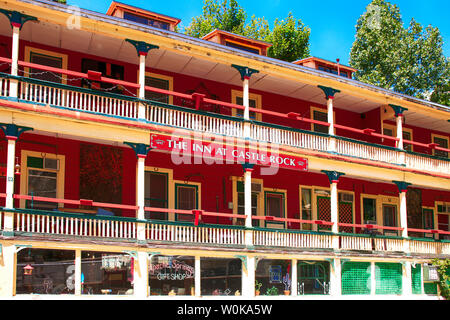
(125, 39, 159, 120)
(133, 251, 149, 298)
(195, 256, 201, 297)
(241, 255, 255, 298)
(393, 180, 411, 239)
(74, 249, 82, 295)
(0, 124, 32, 236)
(124, 142, 152, 242)
(318, 86, 340, 152)
(291, 259, 298, 296)
(402, 261, 412, 297)
(322, 170, 345, 249)
(389, 104, 408, 150)
(329, 258, 341, 297)
(0, 243, 17, 297)
(0, 10, 38, 98)
(231, 65, 259, 138)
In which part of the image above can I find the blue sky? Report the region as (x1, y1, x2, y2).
(66, 0, 450, 65)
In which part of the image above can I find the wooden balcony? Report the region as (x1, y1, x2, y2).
(2, 206, 449, 257)
(0, 72, 449, 177)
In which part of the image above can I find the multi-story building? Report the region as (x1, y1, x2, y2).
(0, 0, 448, 299)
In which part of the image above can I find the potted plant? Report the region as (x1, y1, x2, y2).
(265, 286, 278, 296)
(283, 273, 291, 296)
(255, 280, 262, 296)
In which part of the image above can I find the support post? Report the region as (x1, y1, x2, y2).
(242, 255, 255, 298)
(231, 65, 259, 138)
(322, 170, 345, 249)
(242, 163, 255, 247)
(329, 258, 341, 297)
(75, 249, 81, 295)
(0, 124, 33, 236)
(195, 256, 201, 297)
(318, 86, 340, 152)
(393, 181, 411, 239)
(371, 261, 376, 295)
(0, 10, 38, 98)
(291, 259, 298, 296)
(0, 243, 16, 296)
(125, 39, 159, 120)
(403, 261, 412, 297)
(133, 251, 149, 298)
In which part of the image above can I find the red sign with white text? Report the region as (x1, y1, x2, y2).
(150, 134, 308, 171)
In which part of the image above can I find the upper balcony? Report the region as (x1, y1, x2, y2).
(0, 0, 448, 179)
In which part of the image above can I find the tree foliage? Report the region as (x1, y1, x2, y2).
(184, 0, 310, 62)
(350, 0, 449, 103)
(432, 258, 450, 300)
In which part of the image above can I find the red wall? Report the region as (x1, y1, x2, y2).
(0, 34, 447, 149)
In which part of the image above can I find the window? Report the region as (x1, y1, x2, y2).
(422, 208, 434, 238)
(145, 171, 168, 220)
(225, 41, 260, 54)
(382, 123, 413, 151)
(362, 198, 377, 224)
(148, 255, 195, 296)
(437, 203, 450, 240)
(175, 183, 199, 222)
(310, 107, 331, 134)
(255, 259, 292, 296)
(144, 73, 174, 105)
(264, 191, 286, 229)
(432, 134, 449, 158)
(300, 188, 312, 230)
(20, 151, 65, 211)
(201, 258, 241, 296)
(81, 58, 125, 93)
(25, 47, 68, 84)
(123, 11, 170, 30)
(236, 181, 260, 227)
(231, 90, 262, 121)
(298, 261, 330, 295)
(16, 249, 75, 295)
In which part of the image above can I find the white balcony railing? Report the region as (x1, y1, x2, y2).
(0, 76, 448, 176)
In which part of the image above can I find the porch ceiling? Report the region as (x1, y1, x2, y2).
(1, 16, 449, 133)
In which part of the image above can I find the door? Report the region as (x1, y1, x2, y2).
(175, 184, 198, 222)
(144, 171, 168, 220)
(382, 204, 398, 236)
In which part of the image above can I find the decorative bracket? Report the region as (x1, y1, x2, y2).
(231, 64, 259, 81)
(122, 250, 138, 259)
(0, 123, 33, 140)
(340, 258, 351, 266)
(234, 255, 247, 272)
(240, 162, 255, 173)
(318, 85, 340, 100)
(389, 104, 408, 117)
(322, 170, 345, 184)
(124, 142, 152, 159)
(125, 39, 159, 57)
(15, 244, 32, 254)
(147, 252, 161, 261)
(255, 256, 265, 268)
(0, 9, 38, 30)
(324, 258, 335, 272)
(393, 180, 412, 193)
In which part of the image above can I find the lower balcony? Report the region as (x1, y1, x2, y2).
(2, 206, 449, 257)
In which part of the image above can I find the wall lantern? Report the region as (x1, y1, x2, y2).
(23, 264, 34, 275)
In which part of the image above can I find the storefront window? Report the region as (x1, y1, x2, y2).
(81, 251, 133, 295)
(297, 261, 330, 295)
(16, 249, 75, 294)
(255, 259, 291, 296)
(201, 258, 241, 296)
(149, 255, 195, 296)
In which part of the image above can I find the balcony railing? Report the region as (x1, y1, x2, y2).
(2, 204, 450, 256)
(0, 57, 449, 176)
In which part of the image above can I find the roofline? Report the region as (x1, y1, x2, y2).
(13, 0, 450, 114)
(202, 29, 273, 48)
(106, 1, 181, 24)
(294, 57, 357, 72)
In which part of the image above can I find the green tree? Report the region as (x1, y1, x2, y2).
(350, 0, 449, 101)
(265, 12, 310, 62)
(184, 0, 310, 62)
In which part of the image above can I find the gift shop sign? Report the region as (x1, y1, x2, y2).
(150, 134, 308, 171)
